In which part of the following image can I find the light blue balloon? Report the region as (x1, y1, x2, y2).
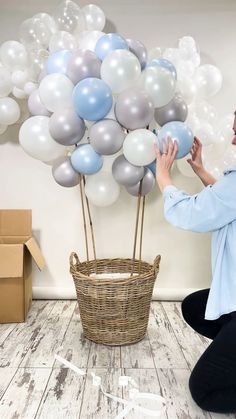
(147, 160, 156, 175)
(157, 121, 194, 159)
(95, 33, 128, 61)
(70, 144, 103, 175)
(46, 50, 72, 75)
(73, 77, 113, 121)
(147, 58, 177, 80)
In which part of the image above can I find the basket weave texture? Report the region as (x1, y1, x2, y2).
(70, 252, 161, 346)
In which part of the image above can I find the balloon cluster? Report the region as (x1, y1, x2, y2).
(0, 1, 234, 206)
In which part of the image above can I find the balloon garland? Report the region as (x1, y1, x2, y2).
(0, 1, 235, 207)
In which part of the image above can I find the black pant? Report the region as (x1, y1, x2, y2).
(181, 288, 236, 413)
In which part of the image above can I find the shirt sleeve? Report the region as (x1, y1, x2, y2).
(163, 172, 236, 233)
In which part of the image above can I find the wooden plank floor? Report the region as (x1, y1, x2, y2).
(0, 301, 235, 419)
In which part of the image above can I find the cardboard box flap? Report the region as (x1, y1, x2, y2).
(25, 237, 45, 270)
(0, 244, 24, 278)
(0, 210, 32, 237)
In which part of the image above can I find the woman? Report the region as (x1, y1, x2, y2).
(154, 111, 236, 414)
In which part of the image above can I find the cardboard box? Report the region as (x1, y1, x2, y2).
(0, 210, 45, 323)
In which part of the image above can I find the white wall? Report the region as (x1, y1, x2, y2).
(0, 0, 235, 300)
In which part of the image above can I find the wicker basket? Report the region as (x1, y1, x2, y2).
(70, 252, 161, 346)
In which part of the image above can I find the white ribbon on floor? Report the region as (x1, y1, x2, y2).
(55, 354, 166, 418)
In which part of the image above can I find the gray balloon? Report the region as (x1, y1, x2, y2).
(52, 156, 81, 188)
(49, 108, 86, 146)
(28, 89, 51, 116)
(89, 119, 125, 155)
(115, 88, 154, 130)
(112, 154, 144, 187)
(126, 168, 155, 196)
(67, 49, 101, 85)
(154, 93, 188, 127)
(126, 38, 147, 70)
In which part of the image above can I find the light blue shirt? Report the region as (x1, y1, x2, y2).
(163, 165, 236, 320)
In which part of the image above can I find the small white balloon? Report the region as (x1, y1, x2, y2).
(0, 97, 20, 125)
(195, 65, 223, 98)
(49, 31, 77, 52)
(11, 69, 29, 89)
(194, 121, 216, 146)
(39, 73, 74, 112)
(0, 67, 12, 97)
(82, 4, 106, 31)
(123, 129, 156, 166)
(24, 81, 38, 95)
(12, 86, 27, 99)
(78, 30, 104, 52)
(0, 41, 28, 71)
(148, 46, 162, 61)
(85, 171, 120, 207)
(177, 76, 197, 104)
(193, 100, 218, 125)
(19, 115, 65, 162)
(28, 49, 49, 82)
(162, 48, 180, 66)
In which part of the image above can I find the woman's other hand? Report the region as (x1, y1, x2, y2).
(187, 136, 204, 174)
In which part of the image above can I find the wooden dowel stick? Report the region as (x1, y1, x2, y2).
(79, 177, 90, 275)
(130, 180, 143, 276)
(138, 195, 146, 274)
(82, 176, 97, 274)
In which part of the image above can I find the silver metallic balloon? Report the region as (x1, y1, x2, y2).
(89, 119, 125, 155)
(52, 156, 81, 187)
(126, 168, 155, 196)
(115, 88, 154, 130)
(49, 108, 85, 145)
(112, 154, 144, 187)
(67, 49, 101, 85)
(126, 38, 147, 70)
(154, 93, 188, 126)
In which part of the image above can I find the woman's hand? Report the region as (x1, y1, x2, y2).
(187, 136, 204, 174)
(154, 137, 178, 192)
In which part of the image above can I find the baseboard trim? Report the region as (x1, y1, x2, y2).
(33, 287, 201, 301)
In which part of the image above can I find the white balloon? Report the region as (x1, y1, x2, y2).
(216, 114, 235, 146)
(49, 31, 77, 52)
(123, 129, 156, 166)
(162, 48, 180, 66)
(53, 0, 84, 33)
(0, 67, 12, 97)
(186, 112, 201, 131)
(12, 86, 27, 99)
(179, 36, 197, 51)
(24, 81, 38, 95)
(192, 100, 218, 124)
(19, 17, 52, 50)
(194, 121, 216, 146)
(11, 69, 29, 89)
(177, 155, 195, 177)
(33, 13, 57, 35)
(82, 4, 106, 31)
(19, 116, 65, 162)
(101, 49, 141, 94)
(78, 30, 104, 52)
(139, 66, 176, 108)
(28, 49, 49, 82)
(0, 97, 20, 125)
(0, 41, 28, 71)
(39, 74, 74, 112)
(195, 65, 222, 98)
(0, 124, 7, 135)
(176, 60, 195, 79)
(148, 46, 162, 61)
(223, 144, 236, 167)
(177, 76, 196, 104)
(85, 171, 120, 207)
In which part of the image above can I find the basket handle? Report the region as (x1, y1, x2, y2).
(153, 255, 161, 275)
(69, 252, 80, 268)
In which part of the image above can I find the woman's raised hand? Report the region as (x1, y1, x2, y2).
(187, 136, 204, 174)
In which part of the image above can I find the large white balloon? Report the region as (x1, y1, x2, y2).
(0, 67, 12, 97)
(78, 30, 104, 52)
(101, 49, 141, 94)
(139, 66, 176, 108)
(192, 100, 218, 125)
(195, 65, 222, 98)
(0, 41, 28, 71)
(39, 74, 74, 112)
(82, 4, 106, 31)
(49, 31, 77, 52)
(85, 171, 120, 207)
(0, 97, 20, 125)
(123, 129, 156, 166)
(19, 116, 65, 162)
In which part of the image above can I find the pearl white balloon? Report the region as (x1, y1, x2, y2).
(85, 171, 120, 207)
(139, 66, 176, 108)
(0, 97, 20, 125)
(11, 69, 29, 89)
(162, 48, 180, 66)
(101, 49, 141, 94)
(0, 124, 7, 135)
(82, 4, 106, 31)
(177, 77, 197, 104)
(195, 65, 222, 98)
(123, 129, 156, 166)
(78, 30, 104, 52)
(0, 67, 12, 97)
(194, 121, 216, 146)
(0, 41, 28, 71)
(24, 81, 38, 95)
(49, 31, 77, 52)
(39, 74, 74, 112)
(193, 100, 218, 125)
(19, 116, 65, 162)
(12, 86, 27, 99)
(176, 60, 195, 79)
(148, 47, 162, 61)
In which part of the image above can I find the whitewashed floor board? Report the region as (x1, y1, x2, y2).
(0, 300, 235, 419)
